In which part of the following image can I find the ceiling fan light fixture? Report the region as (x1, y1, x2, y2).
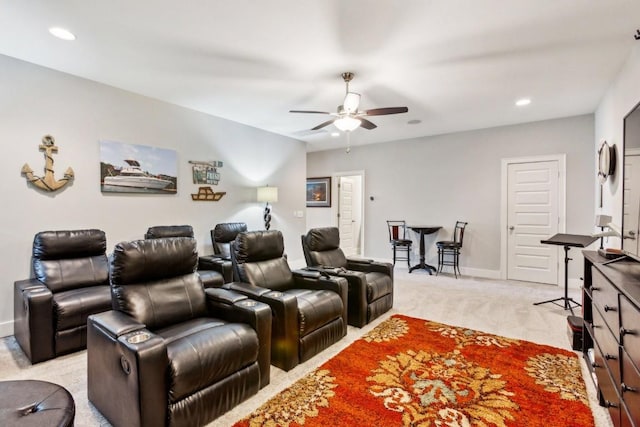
(343, 92, 361, 114)
(334, 116, 361, 132)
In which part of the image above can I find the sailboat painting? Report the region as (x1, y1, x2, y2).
(99, 140, 178, 194)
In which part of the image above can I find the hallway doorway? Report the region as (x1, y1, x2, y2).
(334, 171, 364, 256)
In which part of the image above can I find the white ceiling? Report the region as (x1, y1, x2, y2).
(1, 1, 639, 152)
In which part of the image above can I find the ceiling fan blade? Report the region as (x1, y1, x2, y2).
(359, 118, 377, 130)
(311, 118, 337, 131)
(290, 110, 332, 114)
(363, 107, 409, 116)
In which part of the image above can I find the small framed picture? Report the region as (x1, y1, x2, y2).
(306, 177, 331, 207)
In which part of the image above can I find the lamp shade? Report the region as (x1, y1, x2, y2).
(257, 186, 278, 203)
(334, 116, 361, 132)
(595, 214, 612, 227)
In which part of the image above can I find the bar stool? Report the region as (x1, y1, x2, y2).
(436, 221, 468, 278)
(387, 220, 412, 268)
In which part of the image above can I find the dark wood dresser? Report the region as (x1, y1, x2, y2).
(583, 251, 640, 427)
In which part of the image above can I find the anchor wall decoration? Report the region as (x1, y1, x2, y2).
(21, 135, 74, 192)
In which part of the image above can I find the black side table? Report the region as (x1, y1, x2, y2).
(534, 233, 597, 314)
(407, 226, 441, 274)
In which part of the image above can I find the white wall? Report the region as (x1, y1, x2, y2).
(308, 115, 595, 279)
(0, 54, 307, 336)
(596, 44, 640, 239)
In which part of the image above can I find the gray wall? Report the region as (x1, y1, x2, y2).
(0, 54, 307, 336)
(308, 114, 595, 278)
(597, 44, 640, 238)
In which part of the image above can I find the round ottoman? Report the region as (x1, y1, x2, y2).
(0, 380, 75, 427)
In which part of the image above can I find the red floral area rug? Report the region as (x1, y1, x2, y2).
(233, 314, 594, 427)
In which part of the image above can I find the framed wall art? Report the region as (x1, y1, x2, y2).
(99, 140, 177, 194)
(306, 177, 331, 207)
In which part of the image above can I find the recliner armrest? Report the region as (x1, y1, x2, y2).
(205, 288, 272, 388)
(223, 281, 299, 371)
(293, 268, 330, 279)
(197, 270, 225, 289)
(346, 258, 393, 276)
(199, 255, 233, 282)
(88, 310, 146, 340)
(14, 279, 55, 363)
(87, 312, 168, 427)
(294, 274, 348, 297)
(223, 282, 273, 299)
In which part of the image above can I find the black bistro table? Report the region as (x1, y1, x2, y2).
(408, 226, 441, 274)
(534, 233, 598, 314)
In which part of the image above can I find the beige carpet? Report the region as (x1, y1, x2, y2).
(0, 269, 613, 427)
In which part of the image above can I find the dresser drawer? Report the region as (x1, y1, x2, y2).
(622, 349, 640, 427)
(592, 269, 620, 335)
(621, 403, 633, 427)
(595, 356, 622, 427)
(593, 310, 622, 385)
(620, 295, 640, 366)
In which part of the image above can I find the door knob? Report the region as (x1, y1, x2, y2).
(509, 226, 514, 231)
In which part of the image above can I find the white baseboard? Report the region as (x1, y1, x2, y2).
(458, 267, 502, 280)
(0, 320, 14, 338)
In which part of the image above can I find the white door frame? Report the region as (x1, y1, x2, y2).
(500, 154, 566, 284)
(332, 170, 365, 256)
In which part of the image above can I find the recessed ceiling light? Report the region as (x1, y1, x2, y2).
(515, 98, 531, 107)
(331, 132, 340, 137)
(49, 27, 76, 41)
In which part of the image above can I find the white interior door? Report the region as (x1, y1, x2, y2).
(623, 151, 640, 254)
(338, 176, 356, 256)
(507, 160, 559, 284)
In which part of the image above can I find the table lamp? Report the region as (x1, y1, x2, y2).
(257, 185, 278, 230)
(595, 215, 612, 249)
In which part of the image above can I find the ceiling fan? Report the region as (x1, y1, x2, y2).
(290, 72, 408, 132)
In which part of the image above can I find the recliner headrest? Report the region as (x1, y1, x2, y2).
(33, 229, 107, 260)
(234, 230, 284, 263)
(111, 237, 197, 285)
(214, 222, 247, 243)
(304, 227, 340, 252)
(144, 225, 194, 239)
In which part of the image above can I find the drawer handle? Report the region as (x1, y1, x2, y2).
(605, 354, 617, 360)
(622, 383, 637, 393)
(603, 305, 616, 313)
(592, 287, 601, 292)
(591, 362, 601, 368)
(604, 400, 618, 408)
(620, 327, 636, 336)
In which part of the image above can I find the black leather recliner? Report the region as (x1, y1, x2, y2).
(87, 237, 271, 427)
(225, 230, 348, 371)
(198, 222, 247, 283)
(144, 224, 195, 239)
(14, 229, 112, 363)
(145, 225, 224, 288)
(301, 227, 394, 327)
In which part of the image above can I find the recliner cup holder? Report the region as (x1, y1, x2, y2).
(238, 300, 258, 307)
(126, 331, 151, 344)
